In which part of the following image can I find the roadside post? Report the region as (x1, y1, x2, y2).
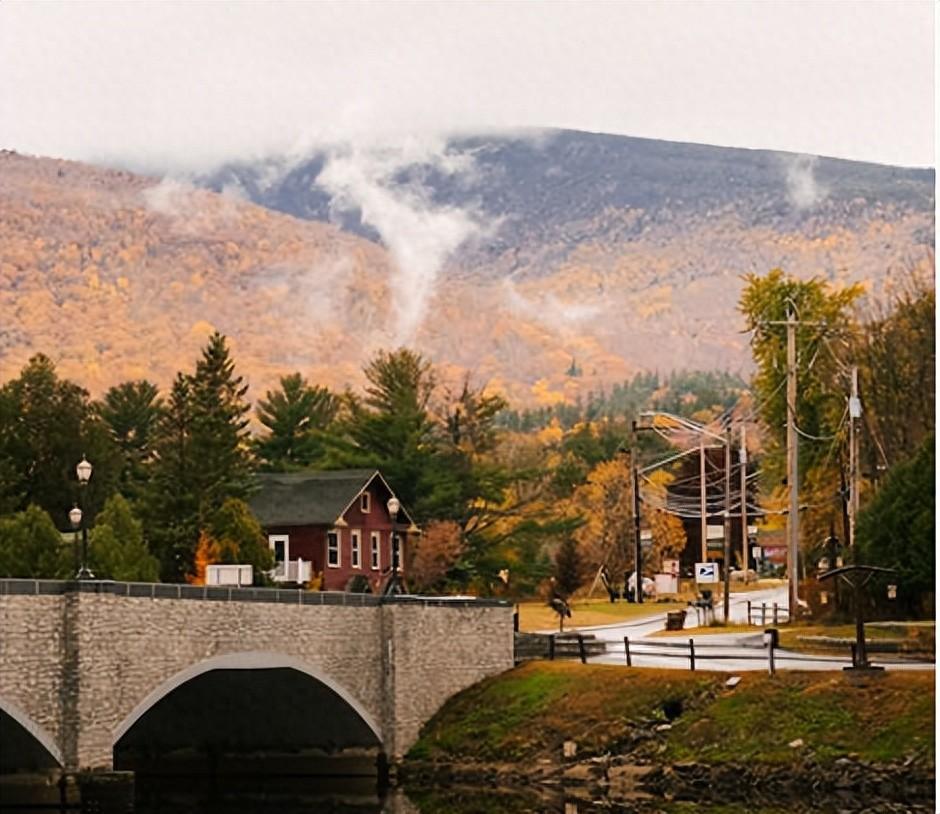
(819, 564, 896, 671)
(764, 628, 778, 675)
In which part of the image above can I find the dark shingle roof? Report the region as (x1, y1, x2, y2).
(249, 469, 378, 527)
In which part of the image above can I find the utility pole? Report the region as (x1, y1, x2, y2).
(848, 365, 861, 553)
(722, 426, 732, 623)
(786, 308, 800, 614)
(630, 421, 643, 604)
(740, 424, 748, 576)
(699, 437, 707, 562)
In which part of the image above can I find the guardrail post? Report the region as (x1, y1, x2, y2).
(773, 602, 779, 625)
(577, 634, 587, 664)
(768, 632, 776, 675)
(549, 634, 556, 661)
(761, 602, 767, 626)
(624, 636, 632, 667)
(747, 600, 752, 625)
(689, 638, 696, 671)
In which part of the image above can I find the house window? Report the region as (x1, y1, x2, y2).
(351, 530, 362, 569)
(370, 531, 380, 570)
(269, 535, 289, 577)
(360, 492, 371, 513)
(327, 530, 340, 568)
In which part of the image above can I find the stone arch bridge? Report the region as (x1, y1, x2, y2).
(0, 579, 512, 773)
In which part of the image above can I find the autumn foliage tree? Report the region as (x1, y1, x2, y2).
(407, 520, 465, 593)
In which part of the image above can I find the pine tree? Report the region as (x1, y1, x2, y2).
(96, 380, 163, 502)
(189, 333, 253, 515)
(0, 354, 121, 528)
(0, 505, 71, 578)
(143, 373, 199, 581)
(88, 494, 159, 582)
(554, 537, 582, 598)
(254, 373, 338, 470)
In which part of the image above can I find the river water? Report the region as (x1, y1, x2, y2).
(3, 774, 930, 814)
(128, 776, 925, 814)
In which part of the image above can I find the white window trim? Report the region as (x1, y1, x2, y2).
(370, 531, 380, 570)
(360, 492, 371, 513)
(327, 529, 341, 568)
(351, 529, 362, 569)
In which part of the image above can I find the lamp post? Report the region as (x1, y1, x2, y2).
(385, 496, 402, 596)
(75, 455, 93, 579)
(69, 505, 82, 574)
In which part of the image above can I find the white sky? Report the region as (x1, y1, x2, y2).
(0, 1, 934, 171)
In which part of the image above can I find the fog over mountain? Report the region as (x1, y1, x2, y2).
(0, 129, 933, 406)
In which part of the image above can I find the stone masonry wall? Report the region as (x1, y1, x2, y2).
(0, 584, 513, 770)
(0, 594, 66, 757)
(386, 602, 515, 757)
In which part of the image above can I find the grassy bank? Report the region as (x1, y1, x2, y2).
(408, 662, 934, 767)
(517, 598, 683, 632)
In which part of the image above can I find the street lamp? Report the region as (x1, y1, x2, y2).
(75, 456, 93, 579)
(69, 505, 82, 574)
(385, 496, 402, 595)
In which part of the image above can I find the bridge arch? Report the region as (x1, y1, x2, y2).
(0, 695, 63, 770)
(112, 651, 383, 748)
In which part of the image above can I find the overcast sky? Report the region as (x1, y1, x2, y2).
(0, 1, 934, 171)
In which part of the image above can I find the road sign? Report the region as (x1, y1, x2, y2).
(695, 562, 719, 583)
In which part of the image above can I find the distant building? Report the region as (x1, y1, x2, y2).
(249, 469, 417, 592)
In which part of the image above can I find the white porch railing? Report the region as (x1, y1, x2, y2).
(271, 558, 312, 584)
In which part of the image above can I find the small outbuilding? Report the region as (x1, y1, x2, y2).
(249, 469, 417, 592)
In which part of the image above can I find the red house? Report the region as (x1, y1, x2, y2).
(249, 469, 417, 593)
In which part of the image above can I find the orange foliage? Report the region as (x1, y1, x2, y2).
(187, 531, 221, 586)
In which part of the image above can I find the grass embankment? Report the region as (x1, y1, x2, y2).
(408, 662, 934, 766)
(517, 598, 683, 632)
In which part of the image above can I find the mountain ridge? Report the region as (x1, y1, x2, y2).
(0, 129, 933, 407)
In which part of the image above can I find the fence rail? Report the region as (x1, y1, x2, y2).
(533, 629, 934, 674)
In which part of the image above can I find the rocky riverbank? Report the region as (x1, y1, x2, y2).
(403, 662, 935, 812)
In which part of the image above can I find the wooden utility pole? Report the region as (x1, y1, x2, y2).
(848, 365, 861, 551)
(740, 424, 748, 575)
(699, 438, 708, 562)
(630, 421, 643, 604)
(786, 308, 800, 614)
(722, 427, 732, 623)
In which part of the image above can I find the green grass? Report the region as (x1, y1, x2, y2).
(518, 598, 683, 632)
(662, 672, 935, 764)
(408, 663, 935, 767)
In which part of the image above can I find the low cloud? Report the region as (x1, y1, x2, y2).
(501, 279, 602, 330)
(316, 135, 487, 346)
(782, 154, 827, 209)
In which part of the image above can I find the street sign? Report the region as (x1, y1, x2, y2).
(695, 562, 719, 583)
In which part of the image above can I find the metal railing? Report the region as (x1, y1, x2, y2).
(0, 578, 509, 608)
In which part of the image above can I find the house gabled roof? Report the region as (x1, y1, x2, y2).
(249, 469, 415, 528)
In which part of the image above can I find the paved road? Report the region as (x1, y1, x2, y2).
(567, 587, 933, 672)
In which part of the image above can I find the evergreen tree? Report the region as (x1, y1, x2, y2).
(88, 494, 159, 582)
(143, 373, 199, 581)
(857, 435, 934, 617)
(0, 505, 71, 578)
(206, 498, 274, 577)
(96, 380, 163, 501)
(255, 373, 338, 470)
(189, 332, 253, 515)
(330, 349, 440, 516)
(554, 537, 582, 598)
(0, 354, 121, 528)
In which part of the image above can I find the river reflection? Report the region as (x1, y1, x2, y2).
(131, 777, 928, 814)
(2, 776, 929, 814)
